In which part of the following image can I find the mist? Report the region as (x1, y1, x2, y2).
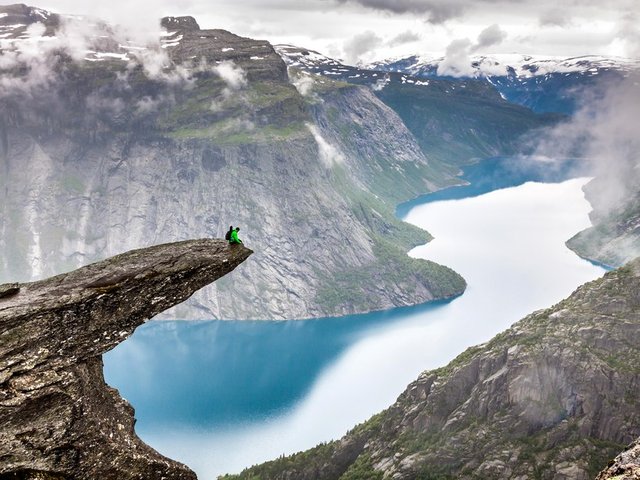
(0, 13, 207, 97)
(535, 75, 640, 213)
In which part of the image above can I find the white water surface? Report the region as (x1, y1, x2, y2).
(135, 178, 605, 478)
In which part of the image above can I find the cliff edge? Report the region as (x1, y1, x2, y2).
(0, 239, 252, 479)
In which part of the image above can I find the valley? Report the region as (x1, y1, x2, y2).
(1, 4, 639, 480)
(104, 165, 606, 478)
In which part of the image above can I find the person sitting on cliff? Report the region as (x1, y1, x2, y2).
(229, 227, 242, 245)
(225, 225, 234, 241)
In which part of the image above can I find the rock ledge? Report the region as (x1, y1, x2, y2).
(0, 239, 252, 479)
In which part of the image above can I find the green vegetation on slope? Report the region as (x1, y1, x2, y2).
(375, 82, 562, 166)
(315, 235, 465, 314)
(157, 77, 309, 144)
(313, 164, 466, 314)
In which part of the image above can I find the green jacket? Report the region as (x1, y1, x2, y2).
(230, 229, 242, 244)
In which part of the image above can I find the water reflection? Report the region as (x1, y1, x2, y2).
(104, 298, 450, 429)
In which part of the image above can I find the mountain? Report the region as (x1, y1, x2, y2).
(0, 239, 250, 479)
(277, 45, 560, 167)
(368, 54, 640, 114)
(0, 7, 556, 320)
(223, 258, 640, 479)
(0, 5, 469, 320)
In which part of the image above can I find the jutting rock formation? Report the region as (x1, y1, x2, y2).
(0, 239, 252, 479)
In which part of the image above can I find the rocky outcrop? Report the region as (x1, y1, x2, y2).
(160, 16, 287, 83)
(0, 239, 251, 479)
(225, 258, 640, 480)
(597, 438, 640, 480)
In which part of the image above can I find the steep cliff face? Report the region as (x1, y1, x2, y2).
(0, 6, 466, 319)
(0, 239, 251, 479)
(225, 259, 640, 480)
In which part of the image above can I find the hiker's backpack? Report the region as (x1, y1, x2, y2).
(225, 230, 232, 241)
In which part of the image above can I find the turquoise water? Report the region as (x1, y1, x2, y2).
(104, 158, 605, 478)
(103, 299, 448, 428)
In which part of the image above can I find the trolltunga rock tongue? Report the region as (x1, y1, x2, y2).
(0, 239, 252, 479)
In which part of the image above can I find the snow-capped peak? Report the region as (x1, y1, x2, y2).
(368, 53, 640, 79)
(275, 44, 348, 69)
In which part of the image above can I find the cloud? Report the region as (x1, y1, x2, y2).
(306, 122, 345, 167)
(86, 93, 126, 115)
(437, 23, 507, 77)
(473, 24, 507, 51)
(436, 38, 475, 76)
(128, 48, 173, 80)
(208, 60, 248, 111)
(387, 30, 421, 47)
(538, 9, 570, 27)
(616, 12, 640, 59)
(371, 74, 390, 91)
(213, 60, 247, 93)
(336, 0, 465, 24)
(0, 15, 190, 96)
(343, 30, 383, 65)
(290, 71, 316, 96)
(135, 93, 175, 114)
(533, 75, 640, 214)
(0, 22, 67, 95)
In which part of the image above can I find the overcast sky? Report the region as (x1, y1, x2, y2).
(4, 0, 639, 64)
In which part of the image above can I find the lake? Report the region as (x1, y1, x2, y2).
(104, 158, 605, 478)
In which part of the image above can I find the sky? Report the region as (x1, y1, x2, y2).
(2, 0, 639, 64)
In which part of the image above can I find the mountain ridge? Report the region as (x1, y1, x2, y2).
(276, 44, 559, 167)
(368, 52, 639, 114)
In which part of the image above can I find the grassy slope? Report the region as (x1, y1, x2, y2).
(315, 163, 464, 314)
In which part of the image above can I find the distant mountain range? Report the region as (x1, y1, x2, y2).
(277, 44, 561, 167)
(369, 53, 639, 114)
(368, 53, 639, 79)
(279, 45, 639, 114)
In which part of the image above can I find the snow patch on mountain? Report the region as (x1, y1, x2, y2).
(276, 44, 344, 70)
(368, 54, 640, 79)
(0, 5, 186, 66)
